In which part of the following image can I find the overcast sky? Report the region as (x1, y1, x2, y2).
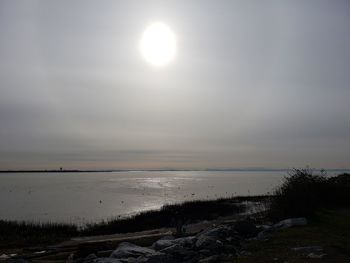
(1, 0, 350, 170)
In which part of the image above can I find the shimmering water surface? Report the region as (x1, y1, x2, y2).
(0, 170, 340, 224)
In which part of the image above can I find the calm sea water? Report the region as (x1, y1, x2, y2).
(0, 170, 343, 224)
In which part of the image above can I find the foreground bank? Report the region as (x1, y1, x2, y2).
(0, 196, 267, 248)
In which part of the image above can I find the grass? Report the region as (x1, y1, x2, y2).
(0, 196, 262, 248)
(81, 197, 250, 235)
(0, 220, 78, 248)
(237, 208, 350, 263)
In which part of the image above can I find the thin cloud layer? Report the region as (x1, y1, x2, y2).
(0, 0, 350, 169)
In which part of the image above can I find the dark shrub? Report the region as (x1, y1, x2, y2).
(326, 173, 350, 206)
(269, 169, 350, 221)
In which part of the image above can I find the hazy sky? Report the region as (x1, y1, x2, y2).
(1, 0, 350, 170)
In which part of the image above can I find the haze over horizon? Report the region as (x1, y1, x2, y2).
(1, 0, 350, 170)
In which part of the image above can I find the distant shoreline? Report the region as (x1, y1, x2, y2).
(0, 168, 349, 173)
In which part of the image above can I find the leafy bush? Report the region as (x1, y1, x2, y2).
(269, 168, 350, 221)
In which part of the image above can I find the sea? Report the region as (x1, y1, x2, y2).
(0, 170, 345, 224)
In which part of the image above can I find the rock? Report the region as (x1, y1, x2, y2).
(195, 226, 230, 252)
(84, 253, 98, 263)
(257, 224, 272, 231)
(159, 244, 183, 254)
(239, 250, 252, 256)
(97, 251, 114, 257)
(159, 244, 196, 261)
(92, 258, 125, 263)
(195, 236, 224, 252)
(158, 235, 175, 241)
(225, 235, 241, 247)
(118, 259, 137, 263)
(134, 252, 177, 263)
(256, 228, 274, 241)
(174, 236, 197, 248)
(198, 255, 221, 263)
(110, 242, 156, 259)
(197, 226, 231, 240)
(233, 220, 258, 238)
(254, 225, 273, 240)
(152, 236, 196, 250)
(152, 239, 175, 251)
(254, 218, 307, 241)
(199, 249, 212, 256)
(273, 218, 307, 230)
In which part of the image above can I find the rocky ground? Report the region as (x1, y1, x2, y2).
(2, 216, 313, 263)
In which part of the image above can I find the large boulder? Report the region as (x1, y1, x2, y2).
(160, 244, 197, 261)
(195, 225, 240, 253)
(256, 218, 307, 240)
(173, 236, 197, 248)
(159, 244, 184, 254)
(152, 239, 175, 251)
(110, 242, 156, 259)
(195, 236, 224, 252)
(197, 226, 232, 240)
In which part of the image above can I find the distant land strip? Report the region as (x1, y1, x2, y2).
(0, 168, 349, 173)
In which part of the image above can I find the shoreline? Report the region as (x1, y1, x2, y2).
(0, 196, 269, 249)
(2, 168, 350, 173)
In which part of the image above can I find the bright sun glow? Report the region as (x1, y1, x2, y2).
(140, 22, 176, 67)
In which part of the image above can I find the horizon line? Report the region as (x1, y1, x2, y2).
(1, 167, 350, 173)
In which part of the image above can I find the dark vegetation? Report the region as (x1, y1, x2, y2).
(0, 221, 78, 248)
(268, 169, 350, 221)
(0, 197, 255, 247)
(82, 197, 245, 236)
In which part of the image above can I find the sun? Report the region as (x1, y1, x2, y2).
(140, 22, 176, 67)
